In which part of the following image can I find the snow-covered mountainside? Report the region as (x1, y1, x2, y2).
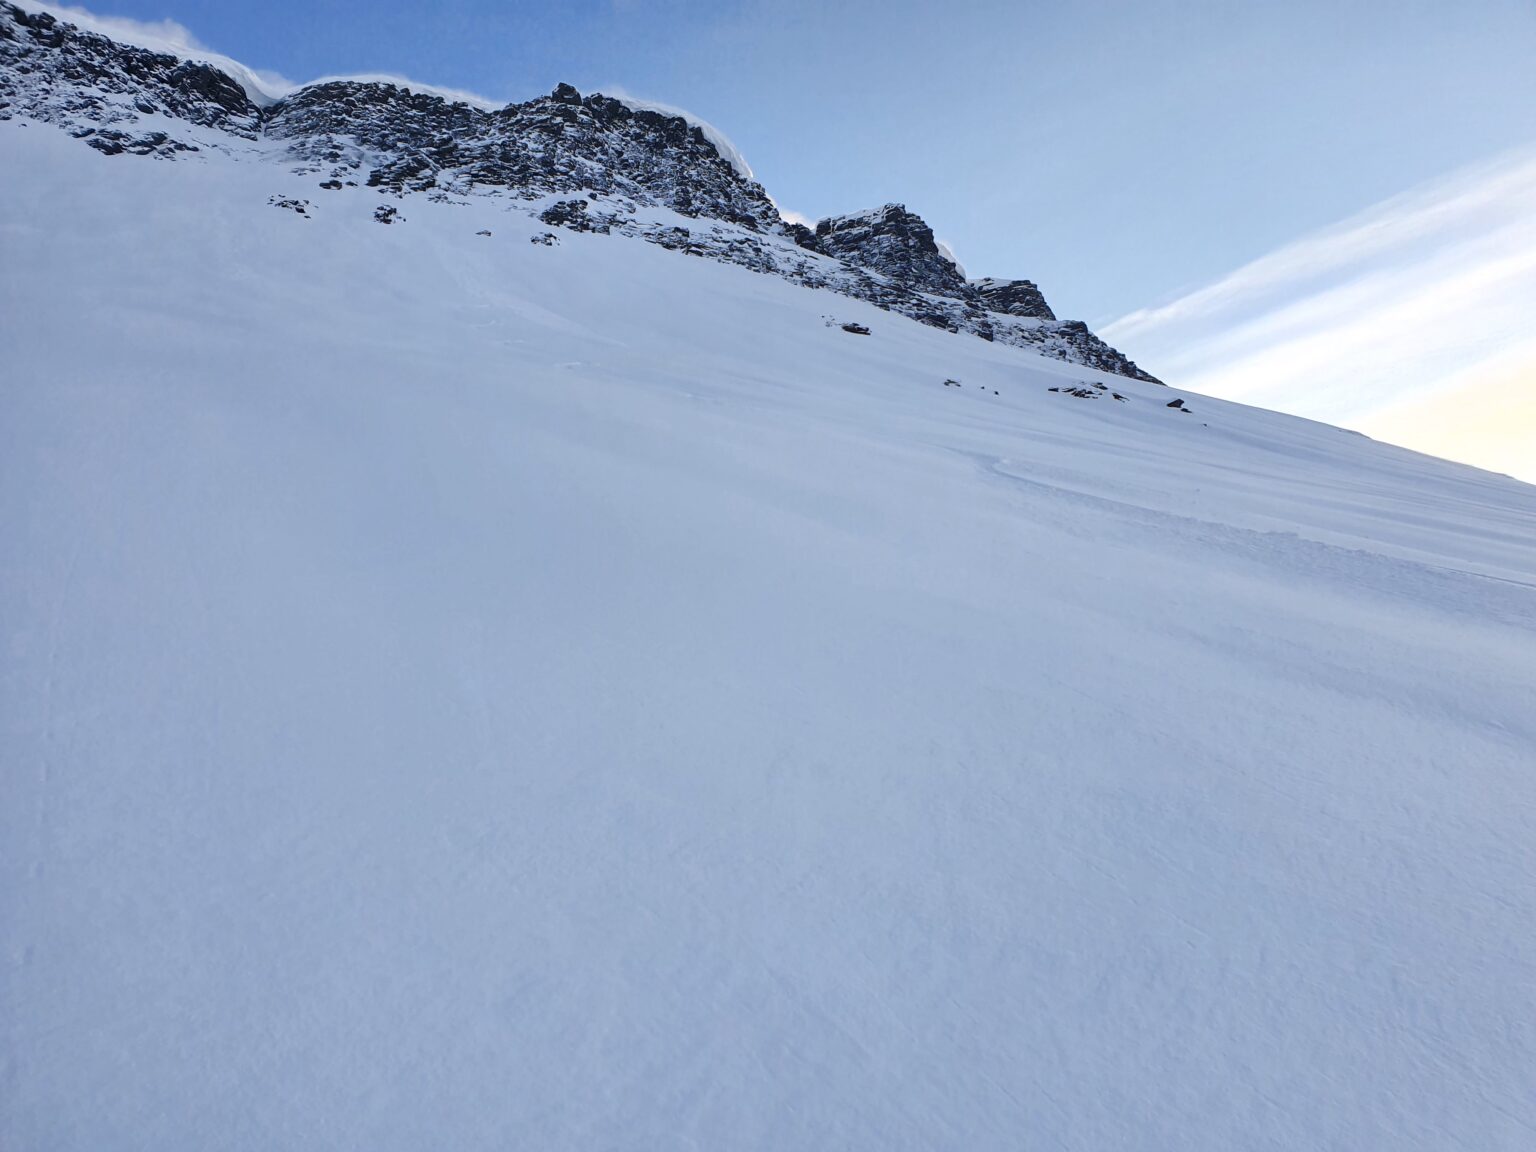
(0, 0, 1155, 379)
(4, 5, 1536, 1151)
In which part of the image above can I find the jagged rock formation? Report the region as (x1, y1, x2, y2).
(814, 205, 971, 298)
(265, 80, 783, 233)
(0, 3, 260, 140)
(0, 1, 1157, 382)
(971, 277, 1056, 321)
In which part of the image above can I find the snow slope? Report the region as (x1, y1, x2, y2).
(3, 119, 1536, 1151)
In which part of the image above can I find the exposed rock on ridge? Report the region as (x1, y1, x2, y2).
(970, 277, 1056, 322)
(264, 80, 783, 233)
(814, 205, 971, 298)
(0, 1, 1157, 382)
(0, 2, 260, 140)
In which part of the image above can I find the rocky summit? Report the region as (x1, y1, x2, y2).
(970, 277, 1057, 322)
(0, 1, 1156, 381)
(815, 205, 972, 298)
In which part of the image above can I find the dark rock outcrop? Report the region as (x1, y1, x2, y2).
(77, 126, 197, 156)
(970, 277, 1056, 321)
(0, 1, 259, 142)
(813, 205, 970, 298)
(265, 80, 783, 235)
(539, 198, 609, 233)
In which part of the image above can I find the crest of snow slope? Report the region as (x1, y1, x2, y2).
(3, 118, 1536, 1151)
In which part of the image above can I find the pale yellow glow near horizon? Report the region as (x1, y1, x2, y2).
(1102, 149, 1536, 488)
(1356, 346, 1536, 485)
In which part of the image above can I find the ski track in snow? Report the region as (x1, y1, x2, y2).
(3, 118, 1536, 1150)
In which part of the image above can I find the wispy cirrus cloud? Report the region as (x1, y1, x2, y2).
(1104, 147, 1536, 482)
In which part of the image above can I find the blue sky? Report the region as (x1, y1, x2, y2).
(29, 1, 1536, 478)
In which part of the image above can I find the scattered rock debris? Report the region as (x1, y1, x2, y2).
(373, 204, 401, 224)
(539, 198, 611, 234)
(530, 232, 559, 246)
(476, 229, 492, 236)
(1049, 380, 1135, 402)
(318, 179, 342, 190)
(268, 196, 311, 216)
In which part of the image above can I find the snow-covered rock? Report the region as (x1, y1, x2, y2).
(0, 2, 259, 140)
(971, 275, 1057, 321)
(814, 203, 973, 297)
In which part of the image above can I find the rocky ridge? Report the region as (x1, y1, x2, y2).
(0, 1, 1157, 381)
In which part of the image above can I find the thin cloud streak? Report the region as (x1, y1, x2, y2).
(1107, 148, 1536, 346)
(1103, 146, 1536, 481)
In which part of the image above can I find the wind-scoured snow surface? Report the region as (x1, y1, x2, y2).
(3, 121, 1535, 1151)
